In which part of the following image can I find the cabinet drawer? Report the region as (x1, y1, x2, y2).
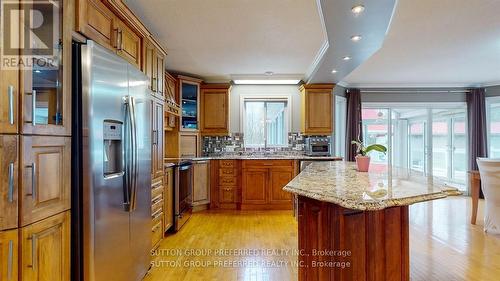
(243, 159, 293, 168)
(219, 187, 235, 203)
(219, 176, 237, 186)
(151, 219, 163, 249)
(219, 168, 236, 177)
(151, 184, 163, 201)
(0, 135, 19, 230)
(152, 200, 163, 218)
(219, 160, 235, 168)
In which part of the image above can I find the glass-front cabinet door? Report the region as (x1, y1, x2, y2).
(180, 78, 201, 130)
(20, 0, 71, 136)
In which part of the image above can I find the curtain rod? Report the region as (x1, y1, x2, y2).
(360, 90, 470, 94)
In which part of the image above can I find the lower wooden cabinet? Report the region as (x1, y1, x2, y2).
(193, 161, 210, 206)
(20, 211, 70, 281)
(20, 137, 71, 227)
(163, 167, 174, 233)
(0, 135, 18, 230)
(268, 167, 294, 204)
(242, 168, 267, 205)
(0, 229, 18, 281)
(151, 177, 164, 250)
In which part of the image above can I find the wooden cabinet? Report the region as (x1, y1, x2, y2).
(299, 84, 335, 135)
(163, 167, 174, 232)
(179, 76, 203, 131)
(193, 161, 210, 206)
(0, 136, 18, 231)
(179, 132, 200, 158)
(0, 229, 18, 281)
(20, 211, 70, 281)
(200, 84, 230, 135)
(144, 39, 166, 98)
(151, 99, 164, 179)
(242, 168, 268, 205)
(19, 137, 71, 227)
(19, 0, 73, 136)
(77, 0, 142, 69)
(0, 70, 19, 134)
(269, 167, 294, 204)
(241, 160, 294, 210)
(114, 19, 142, 68)
(76, 0, 116, 49)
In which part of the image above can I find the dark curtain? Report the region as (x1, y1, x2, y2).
(345, 88, 363, 161)
(466, 88, 488, 170)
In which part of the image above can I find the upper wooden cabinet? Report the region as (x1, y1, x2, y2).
(17, 0, 73, 136)
(0, 136, 19, 231)
(179, 76, 203, 131)
(76, 0, 116, 49)
(0, 229, 18, 281)
(144, 39, 166, 98)
(20, 211, 70, 281)
(200, 84, 231, 136)
(299, 84, 335, 135)
(163, 167, 174, 232)
(19, 136, 71, 227)
(76, 0, 143, 69)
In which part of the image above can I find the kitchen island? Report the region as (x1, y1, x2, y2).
(284, 161, 447, 281)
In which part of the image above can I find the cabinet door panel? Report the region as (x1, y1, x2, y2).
(201, 90, 228, 133)
(163, 168, 174, 232)
(306, 90, 332, 133)
(156, 54, 165, 96)
(21, 211, 70, 281)
(193, 161, 210, 205)
(76, 0, 115, 49)
(144, 43, 156, 93)
(20, 137, 71, 226)
(219, 187, 235, 203)
(269, 167, 294, 204)
(0, 70, 19, 134)
(179, 133, 198, 157)
(0, 229, 18, 281)
(242, 168, 267, 204)
(0, 136, 19, 230)
(151, 100, 164, 178)
(115, 20, 142, 69)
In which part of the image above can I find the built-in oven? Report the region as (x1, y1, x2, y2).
(174, 161, 193, 231)
(305, 136, 332, 156)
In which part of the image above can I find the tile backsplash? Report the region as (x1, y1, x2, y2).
(202, 132, 306, 156)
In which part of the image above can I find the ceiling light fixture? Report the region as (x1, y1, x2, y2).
(351, 5, 365, 14)
(233, 79, 301, 85)
(331, 69, 338, 74)
(342, 56, 351, 61)
(351, 35, 362, 42)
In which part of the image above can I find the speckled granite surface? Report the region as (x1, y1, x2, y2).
(164, 155, 342, 164)
(283, 161, 447, 211)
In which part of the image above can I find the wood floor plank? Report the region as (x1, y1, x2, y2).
(144, 197, 499, 281)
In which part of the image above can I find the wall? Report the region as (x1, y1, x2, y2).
(229, 85, 302, 132)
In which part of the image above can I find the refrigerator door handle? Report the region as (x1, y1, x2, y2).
(129, 96, 138, 211)
(123, 96, 134, 212)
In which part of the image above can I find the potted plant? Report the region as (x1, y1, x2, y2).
(351, 140, 387, 172)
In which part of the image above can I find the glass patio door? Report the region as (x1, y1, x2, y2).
(409, 121, 426, 173)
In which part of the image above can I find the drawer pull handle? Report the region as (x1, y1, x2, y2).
(29, 235, 37, 270)
(31, 90, 37, 126)
(8, 85, 14, 125)
(7, 240, 13, 279)
(8, 162, 14, 202)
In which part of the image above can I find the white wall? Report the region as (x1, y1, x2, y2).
(229, 85, 302, 133)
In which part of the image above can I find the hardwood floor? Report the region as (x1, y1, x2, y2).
(145, 196, 500, 281)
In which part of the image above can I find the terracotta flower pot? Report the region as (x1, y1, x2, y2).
(355, 155, 371, 172)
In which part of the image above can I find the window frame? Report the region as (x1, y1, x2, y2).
(486, 96, 500, 157)
(240, 96, 291, 148)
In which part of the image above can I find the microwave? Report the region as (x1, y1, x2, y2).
(305, 136, 332, 156)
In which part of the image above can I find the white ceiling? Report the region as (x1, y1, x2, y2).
(125, 0, 326, 82)
(343, 0, 500, 88)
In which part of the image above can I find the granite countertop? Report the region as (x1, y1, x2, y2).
(164, 155, 342, 165)
(283, 161, 448, 211)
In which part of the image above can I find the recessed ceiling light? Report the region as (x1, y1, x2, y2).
(342, 56, 351, 61)
(331, 69, 338, 74)
(34, 70, 41, 73)
(351, 5, 365, 14)
(351, 35, 362, 42)
(264, 71, 274, 76)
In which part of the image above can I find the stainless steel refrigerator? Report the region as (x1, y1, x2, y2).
(72, 40, 151, 281)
